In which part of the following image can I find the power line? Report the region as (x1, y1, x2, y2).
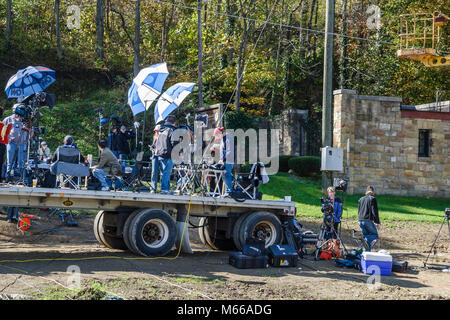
(149, 0, 397, 46)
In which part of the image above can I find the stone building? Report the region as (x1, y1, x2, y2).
(333, 89, 450, 198)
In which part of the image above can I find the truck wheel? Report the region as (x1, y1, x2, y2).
(199, 217, 236, 251)
(94, 211, 128, 250)
(198, 217, 208, 247)
(127, 209, 177, 257)
(238, 211, 283, 249)
(122, 209, 145, 254)
(232, 213, 251, 250)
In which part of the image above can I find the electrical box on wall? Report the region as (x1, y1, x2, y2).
(321, 147, 344, 172)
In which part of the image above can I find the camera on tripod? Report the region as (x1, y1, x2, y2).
(16, 92, 55, 126)
(320, 198, 335, 227)
(333, 178, 348, 192)
(320, 198, 334, 215)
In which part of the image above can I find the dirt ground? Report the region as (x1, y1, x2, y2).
(0, 209, 449, 300)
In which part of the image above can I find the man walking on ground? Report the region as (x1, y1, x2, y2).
(358, 185, 381, 251)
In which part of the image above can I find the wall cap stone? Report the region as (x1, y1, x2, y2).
(333, 89, 357, 95)
(356, 95, 403, 103)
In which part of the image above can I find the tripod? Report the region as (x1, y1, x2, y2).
(423, 209, 450, 269)
(314, 213, 348, 260)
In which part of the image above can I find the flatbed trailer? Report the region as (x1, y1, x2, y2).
(0, 186, 296, 256)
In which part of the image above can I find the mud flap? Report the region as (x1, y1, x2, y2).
(176, 205, 193, 254)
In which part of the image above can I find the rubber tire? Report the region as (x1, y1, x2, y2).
(127, 209, 177, 257)
(232, 212, 252, 250)
(205, 218, 237, 251)
(239, 211, 283, 249)
(198, 217, 208, 247)
(93, 211, 106, 247)
(199, 217, 237, 251)
(94, 211, 128, 250)
(122, 209, 146, 254)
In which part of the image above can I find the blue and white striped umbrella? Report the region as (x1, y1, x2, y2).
(154, 82, 195, 124)
(127, 63, 169, 116)
(5, 66, 56, 98)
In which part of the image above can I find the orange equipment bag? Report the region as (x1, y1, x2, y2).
(320, 239, 342, 260)
(18, 218, 32, 230)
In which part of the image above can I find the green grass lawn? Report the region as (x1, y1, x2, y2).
(260, 173, 449, 223)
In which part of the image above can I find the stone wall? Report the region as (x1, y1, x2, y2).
(333, 89, 450, 198)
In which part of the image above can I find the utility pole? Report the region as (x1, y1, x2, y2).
(322, 0, 335, 191)
(197, 0, 204, 109)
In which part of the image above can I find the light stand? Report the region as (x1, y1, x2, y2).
(423, 208, 450, 269)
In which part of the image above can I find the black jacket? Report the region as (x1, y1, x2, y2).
(154, 123, 178, 159)
(116, 130, 135, 155)
(109, 133, 120, 152)
(358, 194, 380, 224)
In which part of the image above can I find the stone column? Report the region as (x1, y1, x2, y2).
(333, 89, 357, 193)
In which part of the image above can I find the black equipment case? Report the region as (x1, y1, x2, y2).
(242, 238, 266, 257)
(267, 245, 299, 267)
(229, 252, 269, 269)
(392, 260, 408, 273)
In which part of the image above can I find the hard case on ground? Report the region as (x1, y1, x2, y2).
(242, 238, 266, 257)
(267, 244, 299, 267)
(392, 260, 408, 273)
(229, 252, 269, 269)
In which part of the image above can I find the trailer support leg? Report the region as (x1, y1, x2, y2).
(176, 205, 193, 254)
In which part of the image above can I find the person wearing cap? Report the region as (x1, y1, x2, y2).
(3, 104, 28, 178)
(154, 116, 179, 194)
(116, 125, 135, 162)
(51, 136, 85, 164)
(211, 127, 234, 197)
(108, 126, 120, 158)
(38, 141, 51, 163)
(358, 185, 381, 251)
(150, 124, 161, 193)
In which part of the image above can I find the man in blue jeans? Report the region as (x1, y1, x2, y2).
(3, 104, 29, 178)
(212, 127, 234, 197)
(154, 116, 178, 194)
(358, 185, 381, 251)
(150, 125, 161, 193)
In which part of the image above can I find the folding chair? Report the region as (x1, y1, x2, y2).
(50, 147, 90, 189)
(233, 162, 269, 200)
(122, 152, 151, 191)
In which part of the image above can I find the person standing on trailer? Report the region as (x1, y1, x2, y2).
(150, 124, 161, 193)
(116, 125, 135, 162)
(212, 127, 235, 197)
(0, 107, 6, 182)
(3, 104, 28, 178)
(108, 126, 120, 158)
(154, 116, 178, 194)
(358, 185, 381, 251)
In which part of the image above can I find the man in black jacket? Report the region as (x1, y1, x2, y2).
(116, 125, 135, 161)
(154, 116, 178, 194)
(358, 185, 381, 251)
(108, 126, 120, 158)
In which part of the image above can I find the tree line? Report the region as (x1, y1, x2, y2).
(1, 0, 448, 130)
